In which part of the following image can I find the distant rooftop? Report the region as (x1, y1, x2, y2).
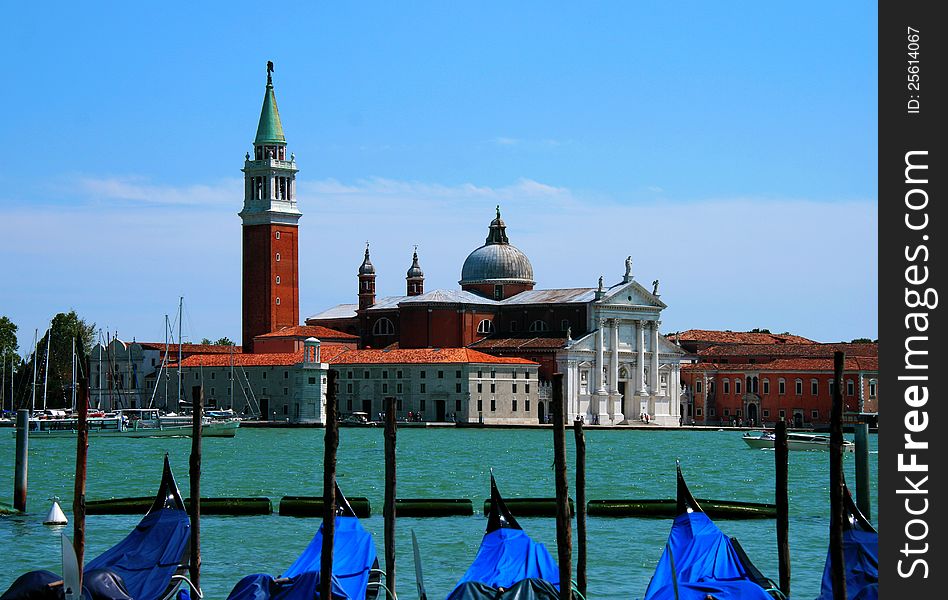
(674, 329, 817, 345)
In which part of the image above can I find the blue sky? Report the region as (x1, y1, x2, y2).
(0, 1, 877, 354)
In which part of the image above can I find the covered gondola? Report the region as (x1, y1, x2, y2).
(226, 485, 380, 600)
(446, 473, 559, 600)
(1, 455, 193, 600)
(642, 463, 777, 600)
(815, 485, 878, 600)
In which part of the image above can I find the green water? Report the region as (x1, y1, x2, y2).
(0, 428, 877, 599)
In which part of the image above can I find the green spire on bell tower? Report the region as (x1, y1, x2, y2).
(255, 60, 286, 146)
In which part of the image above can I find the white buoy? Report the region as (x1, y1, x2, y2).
(44, 500, 68, 525)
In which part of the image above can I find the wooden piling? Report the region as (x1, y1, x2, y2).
(774, 421, 790, 597)
(854, 422, 871, 520)
(320, 369, 339, 600)
(384, 396, 397, 598)
(188, 385, 203, 592)
(73, 344, 90, 590)
(14, 409, 28, 512)
(573, 417, 587, 599)
(829, 351, 847, 600)
(551, 373, 572, 600)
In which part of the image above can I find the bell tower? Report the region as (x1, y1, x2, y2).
(240, 62, 301, 352)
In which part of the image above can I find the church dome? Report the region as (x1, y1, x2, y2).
(459, 207, 534, 285)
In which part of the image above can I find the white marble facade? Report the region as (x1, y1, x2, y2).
(555, 276, 685, 426)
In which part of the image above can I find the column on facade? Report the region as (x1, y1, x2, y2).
(609, 319, 619, 394)
(636, 320, 647, 396)
(671, 364, 681, 420)
(650, 320, 661, 396)
(595, 320, 606, 394)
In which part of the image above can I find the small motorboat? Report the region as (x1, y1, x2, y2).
(642, 462, 778, 600)
(1, 455, 195, 600)
(816, 484, 878, 600)
(226, 484, 381, 600)
(742, 431, 854, 452)
(445, 472, 560, 600)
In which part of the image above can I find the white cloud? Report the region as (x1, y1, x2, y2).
(0, 175, 878, 352)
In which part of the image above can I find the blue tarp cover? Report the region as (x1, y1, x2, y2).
(83, 504, 191, 600)
(226, 516, 376, 600)
(451, 528, 559, 596)
(817, 528, 878, 600)
(643, 512, 771, 600)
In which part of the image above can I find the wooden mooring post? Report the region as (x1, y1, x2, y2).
(829, 351, 847, 600)
(320, 369, 339, 600)
(189, 385, 204, 592)
(384, 396, 397, 598)
(73, 344, 90, 590)
(573, 417, 587, 598)
(774, 421, 790, 597)
(14, 409, 29, 512)
(551, 373, 572, 600)
(854, 421, 871, 520)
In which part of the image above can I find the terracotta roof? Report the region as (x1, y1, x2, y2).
(682, 356, 878, 372)
(327, 347, 538, 366)
(140, 343, 242, 355)
(167, 344, 352, 368)
(674, 329, 817, 345)
(255, 326, 357, 340)
(698, 342, 877, 358)
(468, 336, 568, 350)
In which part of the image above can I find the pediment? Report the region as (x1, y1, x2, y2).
(600, 280, 667, 308)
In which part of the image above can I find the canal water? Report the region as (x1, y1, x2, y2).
(0, 427, 877, 599)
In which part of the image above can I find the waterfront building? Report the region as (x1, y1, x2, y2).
(677, 337, 878, 427)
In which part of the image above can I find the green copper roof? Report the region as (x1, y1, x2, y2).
(255, 78, 286, 145)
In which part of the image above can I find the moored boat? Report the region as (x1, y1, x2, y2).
(1, 455, 196, 600)
(226, 484, 381, 600)
(446, 472, 560, 600)
(642, 463, 779, 600)
(742, 431, 854, 452)
(816, 484, 878, 600)
(16, 408, 239, 439)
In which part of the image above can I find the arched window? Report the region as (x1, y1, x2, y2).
(762, 378, 770, 394)
(778, 378, 786, 395)
(476, 319, 494, 334)
(529, 320, 549, 332)
(795, 378, 803, 395)
(735, 379, 742, 394)
(372, 318, 395, 336)
(275, 252, 281, 262)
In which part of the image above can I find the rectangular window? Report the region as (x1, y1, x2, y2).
(490, 371, 496, 378)
(263, 372, 267, 379)
(382, 371, 388, 379)
(723, 408, 730, 416)
(490, 383, 496, 394)
(477, 383, 483, 393)
(491, 399, 496, 412)
(478, 370, 483, 378)
(346, 383, 353, 393)
(709, 408, 716, 416)
(283, 387, 288, 396)
(779, 380, 786, 394)
(512, 399, 518, 411)
(829, 381, 836, 396)
(696, 407, 703, 416)
(420, 399, 426, 411)
(477, 399, 483, 412)
(420, 383, 426, 393)
(420, 371, 426, 379)
(382, 383, 388, 393)
(211, 372, 215, 380)
(397, 383, 403, 393)
(455, 399, 462, 411)
(397, 370, 403, 379)
(456, 382, 462, 393)
(763, 380, 770, 394)
(308, 377, 316, 384)
(846, 380, 855, 396)
(869, 381, 877, 397)
(347, 371, 353, 379)
(262, 387, 267, 395)
(812, 380, 819, 395)
(812, 410, 820, 419)
(723, 381, 730, 394)
(512, 371, 517, 379)
(735, 380, 742, 394)
(347, 399, 352, 410)
(364, 370, 370, 379)
(283, 404, 288, 415)
(763, 409, 770, 418)
(284, 371, 289, 379)
(525, 384, 530, 394)
(696, 380, 703, 394)
(438, 370, 444, 379)
(512, 383, 518, 393)
(455, 370, 462, 378)
(779, 409, 786, 418)
(795, 380, 803, 395)
(397, 399, 403, 411)
(525, 399, 530, 411)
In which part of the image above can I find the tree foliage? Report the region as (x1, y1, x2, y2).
(0, 316, 19, 366)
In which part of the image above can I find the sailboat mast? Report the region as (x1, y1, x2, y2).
(71, 337, 77, 412)
(164, 314, 169, 409)
(31, 328, 38, 413)
(230, 345, 234, 411)
(1, 353, 5, 414)
(177, 296, 183, 410)
(42, 323, 51, 412)
(97, 330, 104, 410)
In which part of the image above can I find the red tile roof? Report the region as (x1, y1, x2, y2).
(698, 343, 877, 358)
(140, 343, 242, 355)
(328, 347, 538, 366)
(683, 356, 878, 372)
(674, 329, 817, 345)
(468, 336, 568, 350)
(255, 325, 357, 340)
(165, 346, 535, 368)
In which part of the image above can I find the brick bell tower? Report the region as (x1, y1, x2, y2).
(240, 62, 301, 352)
